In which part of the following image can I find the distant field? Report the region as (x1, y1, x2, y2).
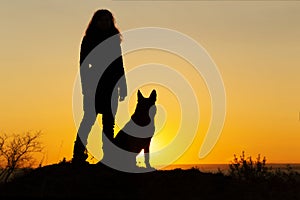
(159, 163, 300, 174)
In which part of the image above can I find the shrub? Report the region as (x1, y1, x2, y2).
(228, 151, 299, 184)
(228, 151, 269, 182)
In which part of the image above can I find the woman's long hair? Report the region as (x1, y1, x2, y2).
(85, 9, 122, 42)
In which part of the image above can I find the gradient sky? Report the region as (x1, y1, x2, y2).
(0, 1, 299, 166)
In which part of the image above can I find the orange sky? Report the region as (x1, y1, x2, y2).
(0, 1, 299, 167)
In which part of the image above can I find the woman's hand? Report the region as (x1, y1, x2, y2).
(83, 89, 94, 97)
(119, 95, 126, 102)
(119, 88, 127, 102)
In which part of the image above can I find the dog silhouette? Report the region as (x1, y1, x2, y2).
(114, 89, 157, 169)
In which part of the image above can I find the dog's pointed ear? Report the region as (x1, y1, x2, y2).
(149, 89, 157, 102)
(137, 90, 143, 100)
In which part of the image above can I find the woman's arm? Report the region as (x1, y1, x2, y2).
(115, 44, 127, 101)
(118, 56, 127, 101)
(79, 37, 91, 95)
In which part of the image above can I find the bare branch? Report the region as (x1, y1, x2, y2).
(0, 130, 44, 183)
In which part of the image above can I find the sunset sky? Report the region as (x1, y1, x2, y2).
(1, 1, 299, 167)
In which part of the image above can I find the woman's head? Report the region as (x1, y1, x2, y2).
(85, 9, 121, 40)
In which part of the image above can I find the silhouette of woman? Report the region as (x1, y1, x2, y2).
(72, 9, 127, 165)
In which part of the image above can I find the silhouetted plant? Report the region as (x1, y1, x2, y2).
(269, 164, 300, 185)
(228, 151, 269, 182)
(228, 151, 300, 185)
(58, 157, 67, 164)
(0, 131, 44, 183)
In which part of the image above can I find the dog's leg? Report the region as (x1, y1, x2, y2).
(144, 145, 151, 168)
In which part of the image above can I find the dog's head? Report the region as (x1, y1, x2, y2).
(132, 89, 157, 125)
(138, 89, 156, 111)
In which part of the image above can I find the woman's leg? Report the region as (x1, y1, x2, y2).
(101, 90, 118, 164)
(102, 89, 118, 142)
(72, 95, 97, 164)
(102, 112, 115, 141)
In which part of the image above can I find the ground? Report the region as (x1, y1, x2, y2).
(0, 162, 299, 200)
